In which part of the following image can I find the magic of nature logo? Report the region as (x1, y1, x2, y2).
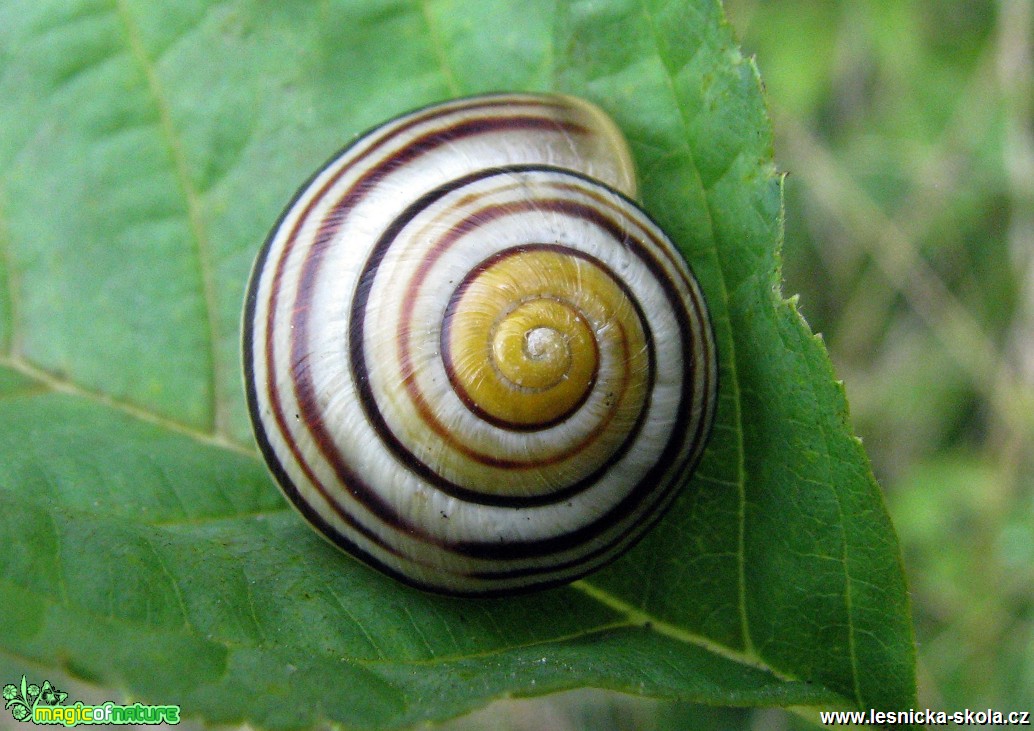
(3, 675, 180, 726)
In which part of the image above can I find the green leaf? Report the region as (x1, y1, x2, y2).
(0, 0, 916, 728)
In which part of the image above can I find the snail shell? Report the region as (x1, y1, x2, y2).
(242, 93, 717, 596)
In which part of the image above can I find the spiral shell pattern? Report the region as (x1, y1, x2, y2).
(243, 94, 717, 595)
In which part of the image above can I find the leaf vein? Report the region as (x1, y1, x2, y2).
(142, 533, 194, 632)
(574, 580, 767, 673)
(415, 0, 460, 96)
(400, 603, 436, 657)
(324, 583, 388, 661)
(0, 355, 256, 458)
(0, 191, 21, 355)
(111, 0, 227, 436)
(811, 390, 864, 706)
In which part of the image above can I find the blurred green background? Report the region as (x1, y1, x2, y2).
(439, 0, 1034, 727)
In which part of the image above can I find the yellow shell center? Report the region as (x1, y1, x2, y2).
(445, 249, 615, 428)
(493, 299, 595, 385)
